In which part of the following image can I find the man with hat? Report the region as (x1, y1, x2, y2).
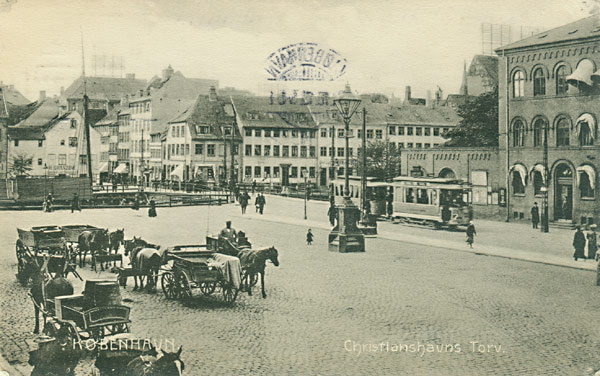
(587, 224, 598, 261)
(530, 202, 540, 229)
(219, 220, 237, 244)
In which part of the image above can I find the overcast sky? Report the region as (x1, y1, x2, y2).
(0, 0, 594, 101)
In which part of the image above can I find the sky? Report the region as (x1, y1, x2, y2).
(0, 0, 594, 102)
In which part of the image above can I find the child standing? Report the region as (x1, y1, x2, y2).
(306, 229, 314, 245)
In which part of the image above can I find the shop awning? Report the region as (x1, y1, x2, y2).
(530, 164, 546, 184)
(576, 113, 596, 141)
(567, 59, 595, 86)
(170, 164, 184, 181)
(98, 162, 109, 173)
(113, 163, 129, 174)
(576, 165, 596, 190)
(510, 164, 527, 187)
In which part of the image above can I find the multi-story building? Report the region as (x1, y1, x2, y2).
(164, 87, 241, 184)
(232, 96, 319, 186)
(115, 106, 131, 179)
(93, 108, 121, 181)
(127, 66, 218, 185)
(497, 15, 600, 225)
(60, 74, 146, 113)
(0, 86, 9, 178)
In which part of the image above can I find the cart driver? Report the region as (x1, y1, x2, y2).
(219, 220, 238, 245)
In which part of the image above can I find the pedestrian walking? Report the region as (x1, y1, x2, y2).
(255, 194, 260, 213)
(466, 221, 476, 248)
(441, 205, 451, 223)
(132, 193, 140, 211)
(328, 204, 337, 227)
(586, 225, 597, 260)
(573, 226, 586, 261)
(45, 193, 53, 213)
(531, 202, 540, 229)
(252, 180, 256, 194)
(240, 191, 249, 214)
(148, 199, 157, 217)
(306, 229, 314, 245)
(258, 193, 266, 215)
(71, 193, 81, 213)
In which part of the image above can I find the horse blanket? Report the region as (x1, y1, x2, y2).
(207, 253, 241, 289)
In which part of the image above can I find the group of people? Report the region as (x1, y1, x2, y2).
(237, 190, 266, 215)
(42, 193, 81, 213)
(573, 225, 598, 261)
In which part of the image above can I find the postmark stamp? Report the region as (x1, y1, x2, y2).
(265, 42, 347, 81)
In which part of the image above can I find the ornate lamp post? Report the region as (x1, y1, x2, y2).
(328, 84, 365, 253)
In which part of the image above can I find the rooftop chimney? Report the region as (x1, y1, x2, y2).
(39, 90, 46, 103)
(404, 86, 411, 104)
(126, 73, 135, 80)
(162, 65, 174, 81)
(208, 86, 217, 101)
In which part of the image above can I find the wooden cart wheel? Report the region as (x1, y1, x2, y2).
(161, 272, 177, 299)
(222, 284, 236, 304)
(177, 272, 192, 300)
(199, 282, 217, 296)
(106, 323, 129, 336)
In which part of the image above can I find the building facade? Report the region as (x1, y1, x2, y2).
(497, 15, 600, 225)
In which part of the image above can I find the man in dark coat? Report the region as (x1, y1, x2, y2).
(71, 193, 81, 213)
(240, 191, 249, 214)
(587, 225, 598, 261)
(327, 204, 337, 227)
(257, 193, 266, 215)
(573, 226, 586, 261)
(386, 190, 394, 217)
(466, 221, 476, 248)
(531, 202, 540, 229)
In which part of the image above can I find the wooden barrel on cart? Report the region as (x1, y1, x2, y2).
(84, 279, 122, 307)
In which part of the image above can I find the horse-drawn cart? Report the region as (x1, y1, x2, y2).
(37, 280, 131, 344)
(16, 226, 80, 285)
(161, 246, 242, 304)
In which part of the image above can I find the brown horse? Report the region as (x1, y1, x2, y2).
(30, 256, 74, 334)
(77, 229, 109, 271)
(108, 228, 125, 267)
(237, 247, 279, 298)
(124, 238, 162, 292)
(125, 346, 184, 376)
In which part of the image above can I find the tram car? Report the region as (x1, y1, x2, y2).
(391, 176, 473, 229)
(331, 177, 393, 216)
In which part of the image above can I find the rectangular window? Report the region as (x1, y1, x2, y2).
(282, 146, 289, 157)
(185, 144, 190, 155)
(255, 129, 262, 137)
(329, 147, 334, 156)
(407, 142, 414, 148)
(274, 166, 280, 177)
(292, 130, 298, 137)
(376, 129, 383, 139)
(195, 144, 204, 155)
(38, 158, 42, 166)
(292, 146, 298, 157)
(337, 147, 344, 157)
(274, 145, 280, 157)
(245, 145, 252, 156)
(407, 127, 413, 136)
(290, 166, 298, 178)
(70, 119, 77, 129)
(273, 130, 280, 137)
(389, 126, 396, 135)
(424, 143, 431, 148)
(254, 145, 262, 156)
(264, 129, 271, 137)
(300, 146, 307, 157)
(338, 129, 345, 138)
(301, 131, 307, 138)
(245, 129, 252, 137)
(38, 140, 43, 147)
(61, 139, 66, 146)
(424, 127, 431, 136)
(357, 129, 362, 139)
(310, 130, 316, 138)
(309, 146, 316, 157)
(309, 167, 316, 178)
(264, 145, 271, 156)
(398, 142, 404, 149)
(245, 166, 252, 177)
(264, 166, 271, 177)
(321, 128, 327, 137)
(434, 128, 440, 136)
(58, 154, 67, 165)
(320, 147, 327, 156)
(254, 166, 261, 178)
(348, 148, 353, 157)
(416, 143, 422, 148)
(207, 144, 215, 156)
(398, 127, 405, 135)
(367, 129, 374, 139)
(416, 127, 422, 136)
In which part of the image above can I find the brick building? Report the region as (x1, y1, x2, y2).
(497, 15, 600, 226)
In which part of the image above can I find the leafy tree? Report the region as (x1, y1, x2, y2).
(356, 140, 401, 181)
(9, 154, 33, 177)
(443, 88, 499, 147)
(370, 94, 389, 104)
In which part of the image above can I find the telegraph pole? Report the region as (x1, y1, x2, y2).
(542, 125, 549, 233)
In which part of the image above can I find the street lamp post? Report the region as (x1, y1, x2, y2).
(328, 84, 365, 253)
(542, 123, 550, 233)
(303, 169, 308, 220)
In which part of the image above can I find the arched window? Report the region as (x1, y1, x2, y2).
(578, 170, 595, 198)
(533, 118, 545, 147)
(533, 171, 544, 195)
(533, 68, 546, 96)
(512, 171, 525, 194)
(512, 119, 525, 147)
(556, 117, 570, 146)
(556, 65, 569, 95)
(513, 71, 525, 98)
(577, 114, 595, 146)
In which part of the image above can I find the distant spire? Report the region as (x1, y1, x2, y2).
(459, 60, 468, 96)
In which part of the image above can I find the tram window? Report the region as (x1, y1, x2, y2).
(440, 189, 465, 207)
(405, 188, 415, 203)
(417, 189, 429, 204)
